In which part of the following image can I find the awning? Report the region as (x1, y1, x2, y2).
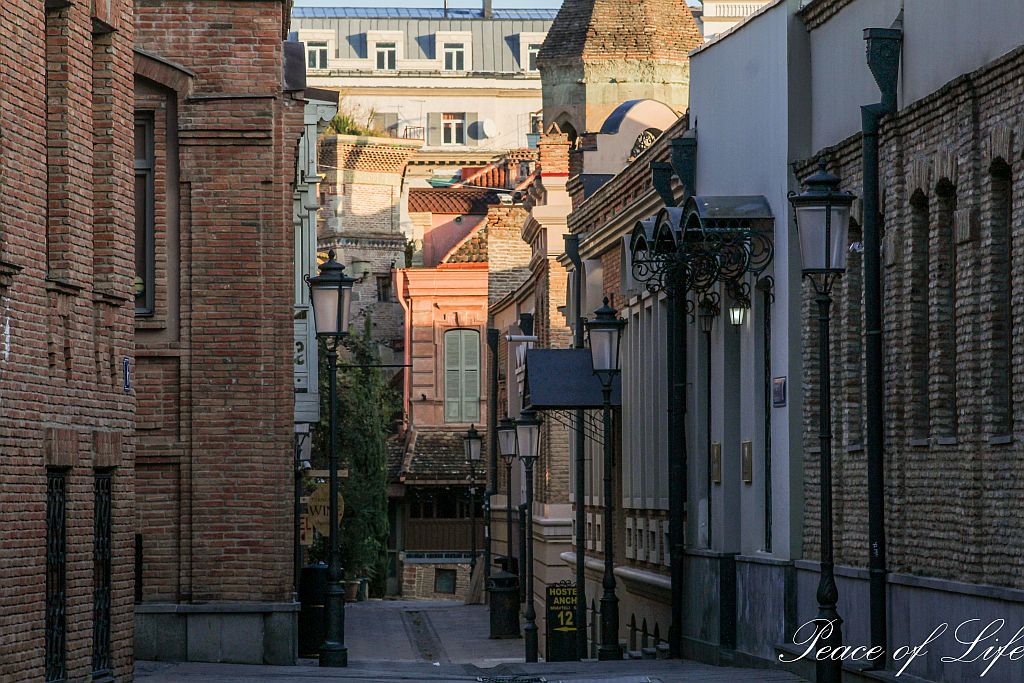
(523, 348, 621, 410)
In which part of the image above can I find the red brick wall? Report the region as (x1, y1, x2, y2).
(134, 0, 302, 605)
(0, 0, 136, 680)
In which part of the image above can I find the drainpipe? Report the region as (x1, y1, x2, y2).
(564, 233, 588, 661)
(861, 16, 902, 666)
(667, 132, 697, 659)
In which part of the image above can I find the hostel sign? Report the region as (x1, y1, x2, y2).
(545, 580, 578, 662)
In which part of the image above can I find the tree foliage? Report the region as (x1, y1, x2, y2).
(313, 317, 397, 597)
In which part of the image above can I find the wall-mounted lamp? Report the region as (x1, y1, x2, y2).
(728, 304, 747, 327)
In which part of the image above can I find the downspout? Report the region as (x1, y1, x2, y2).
(564, 232, 588, 661)
(862, 16, 903, 666)
(666, 132, 696, 659)
(486, 328, 500, 586)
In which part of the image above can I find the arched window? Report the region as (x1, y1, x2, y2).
(444, 329, 481, 423)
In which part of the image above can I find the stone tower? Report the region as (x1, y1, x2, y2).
(537, 0, 702, 138)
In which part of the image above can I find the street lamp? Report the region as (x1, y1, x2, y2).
(515, 409, 542, 663)
(698, 298, 717, 335)
(496, 417, 518, 581)
(305, 249, 357, 668)
(464, 425, 483, 572)
(584, 298, 626, 661)
(790, 158, 854, 683)
(728, 302, 747, 327)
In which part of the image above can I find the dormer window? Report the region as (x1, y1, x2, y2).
(375, 42, 397, 70)
(307, 41, 328, 70)
(443, 43, 466, 71)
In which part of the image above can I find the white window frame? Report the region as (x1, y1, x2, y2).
(527, 43, 542, 72)
(436, 31, 473, 72)
(375, 42, 397, 70)
(367, 30, 404, 71)
(442, 113, 466, 146)
(517, 32, 547, 72)
(442, 42, 466, 71)
(297, 30, 335, 71)
(306, 41, 328, 70)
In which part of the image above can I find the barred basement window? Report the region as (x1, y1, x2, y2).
(991, 160, 1014, 435)
(434, 568, 456, 594)
(92, 470, 114, 680)
(134, 114, 155, 316)
(45, 469, 68, 683)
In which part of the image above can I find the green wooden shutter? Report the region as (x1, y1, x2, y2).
(462, 330, 480, 422)
(444, 330, 462, 421)
(427, 113, 442, 146)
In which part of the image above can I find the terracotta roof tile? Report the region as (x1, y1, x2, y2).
(444, 227, 488, 264)
(408, 187, 499, 215)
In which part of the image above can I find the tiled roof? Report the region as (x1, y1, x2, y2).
(293, 7, 558, 20)
(403, 430, 483, 483)
(387, 434, 407, 482)
(444, 227, 488, 264)
(408, 187, 499, 215)
(539, 0, 703, 64)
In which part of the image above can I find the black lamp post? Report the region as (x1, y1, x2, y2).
(585, 298, 626, 661)
(516, 409, 542, 663)
(496, 417, 518, 576)
(790, 159, 855, 683)
(305, 249, 357, 668)
(464, 424, 483, 572)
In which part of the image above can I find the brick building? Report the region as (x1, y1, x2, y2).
(0, 0, 136, 680)
(132, 0, 305, 665)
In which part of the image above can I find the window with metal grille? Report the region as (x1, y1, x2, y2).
(92, 470, 114, 680)
(444, 329, 480, 423)
(46, 469, 67, 683)
(376, 275, 392, 302)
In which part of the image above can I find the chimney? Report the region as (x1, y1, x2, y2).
(482, 0, 493, 19)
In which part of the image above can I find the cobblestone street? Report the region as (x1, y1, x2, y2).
(136, 600, 805, 682)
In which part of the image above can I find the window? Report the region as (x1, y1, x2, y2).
(443, 42, 465, 71)
(375, 42, 397, 70)
(134, 115, 155, 316)
(442, 113, 465, 146)
(92, 471, 113, 679)
(376, 275, 392, 302)
(307, 41, 328, 70)
(527, 43, 542, 71)
(444, 329, 480, 422)
(933, 180, 958, 437)
(46, 469, 68, 683)
(434, 568, 457, 594)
